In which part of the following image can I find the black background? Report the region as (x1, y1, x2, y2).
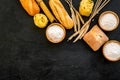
(0, 0, 120, 80)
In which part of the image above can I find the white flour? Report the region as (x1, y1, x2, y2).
(100, 13, 117, 30)
(47, 25, 64, 42)
(104, 42, 120, 60)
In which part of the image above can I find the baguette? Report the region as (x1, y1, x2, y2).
(49, 0, 74, 29)
(19, 0, 40, 16)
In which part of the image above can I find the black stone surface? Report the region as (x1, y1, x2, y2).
(0, 0, 120, 80)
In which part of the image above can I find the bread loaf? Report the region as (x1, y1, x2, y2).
(19, 0, 40, 16)
(83, 25, 109, 51)
(49, 0, 74, 29)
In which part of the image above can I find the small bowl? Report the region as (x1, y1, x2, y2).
(98, 11, 119, 31)
(102, 40, 120, 62)
(46, 23, 66, 43)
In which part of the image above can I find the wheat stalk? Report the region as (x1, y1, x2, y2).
(68, 0, 110, 43)
(65, 0, 84, 32)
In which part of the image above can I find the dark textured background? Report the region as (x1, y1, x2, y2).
(0, 0, 120, 80)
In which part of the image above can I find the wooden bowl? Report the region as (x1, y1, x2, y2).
(102, 40, 120, 62)
(46, 23, 66, 43)
(98, 11, 119, 31)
